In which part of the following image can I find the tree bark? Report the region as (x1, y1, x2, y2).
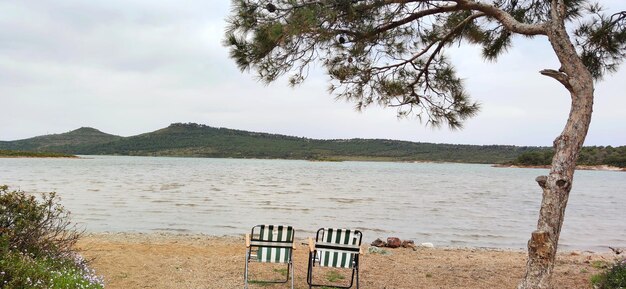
(518, 2, 595, 288)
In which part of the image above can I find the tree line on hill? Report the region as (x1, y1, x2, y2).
(1, 123, 624, 167)
(509, 146, 626, 168)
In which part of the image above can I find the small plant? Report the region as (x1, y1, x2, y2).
(591, 258, 626, 289)
(592, 260, 610, 269)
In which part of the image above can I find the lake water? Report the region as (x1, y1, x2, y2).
(1, 156, 624, 251)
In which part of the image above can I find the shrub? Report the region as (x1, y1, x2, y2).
(591, 258, 626, 289)
(0, 248, 104, 289)
(0, 185, 104, 289)
(0, 185, 82, 259)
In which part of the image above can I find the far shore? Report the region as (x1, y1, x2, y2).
(0, 150, 79, 159)
(0, 155, 79, 159)
(493, 163, 626, 172)
(3, 153, 624, 172)
(77, 232, 614, 289)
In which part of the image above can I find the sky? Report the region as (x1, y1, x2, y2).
(1, 1, 624, 146)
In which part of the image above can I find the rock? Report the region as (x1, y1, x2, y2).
(371, 238, 386, 247)
(402, 240, 417, 250)
(386, 237, 402, 248)
(420, 242, 435, 248)
(368, 247, 391, 255)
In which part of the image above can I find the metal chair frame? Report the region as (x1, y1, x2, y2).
(244, 225, 295, 289)
(306, 228, 362, 289)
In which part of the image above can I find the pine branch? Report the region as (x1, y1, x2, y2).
(540, 69, 573, 92)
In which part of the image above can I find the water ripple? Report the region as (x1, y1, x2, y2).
(0, 155, 624, 250)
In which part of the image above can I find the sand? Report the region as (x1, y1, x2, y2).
(76, 233, 613, 289)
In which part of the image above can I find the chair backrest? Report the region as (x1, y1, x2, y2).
(250, 225, 294, 263)
(315, 228, 362, 268)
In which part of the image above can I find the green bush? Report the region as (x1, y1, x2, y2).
(591, 258, 626, 289)
(510, 150, 554, 166)
(0, 185, 103, 289)
(0, 185, 81, 259)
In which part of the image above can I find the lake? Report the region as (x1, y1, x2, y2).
(1, 156, 624, 251)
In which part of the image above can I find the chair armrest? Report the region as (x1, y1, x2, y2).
(308, 237, 315, 253)
(245, 234, 250, 248)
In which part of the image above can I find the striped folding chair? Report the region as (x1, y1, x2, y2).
(306, 228, 363, 289)
(244, 225, 295, 289)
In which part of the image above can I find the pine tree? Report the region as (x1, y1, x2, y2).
(224, 1, 626, 287)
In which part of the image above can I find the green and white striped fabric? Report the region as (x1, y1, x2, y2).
(253, 225, 294, 264)
(317, 228, 360, 268)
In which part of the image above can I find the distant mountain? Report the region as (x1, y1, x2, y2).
(0, 123, 542, 164)
(0, 127, 122, 152)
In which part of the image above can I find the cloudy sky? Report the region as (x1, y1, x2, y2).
(1, 0, 624, 146)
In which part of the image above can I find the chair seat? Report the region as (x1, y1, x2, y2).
(307, 228, 363, 288)
(245, 225, 295, 288)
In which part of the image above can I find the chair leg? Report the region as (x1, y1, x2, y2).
(244, 251, 249, 289)
(307, 252, 314, 289)
(290, 262, 294, 289)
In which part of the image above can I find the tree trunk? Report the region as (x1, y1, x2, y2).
(518, 4, 595, 289)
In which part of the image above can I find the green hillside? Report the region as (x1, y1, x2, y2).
(0, 127, 121, 152)
(0, 123, 547, 164)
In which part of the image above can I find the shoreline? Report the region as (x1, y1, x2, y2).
(0, 150, 79, 159)
(0, 155, 79, 159)
(77, 232, 615, 289)
(80, 231, 614, 253)
(3, 153, 624, 171)
(493, 163, 626, 172)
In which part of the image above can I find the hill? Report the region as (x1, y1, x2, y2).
(0, 123, 547, 164)
(0, 127, 121, 152)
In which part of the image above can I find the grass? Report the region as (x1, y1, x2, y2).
(247, 280, 274, 286)
(592, 260, 609, 269)
(326, 270, 345, 282)
(246, 266, 290, 286)
(274, 268, 288, 277)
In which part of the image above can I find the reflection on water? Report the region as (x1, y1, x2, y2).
(1, 155, 624, 251)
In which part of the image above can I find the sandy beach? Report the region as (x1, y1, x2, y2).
(76, 233, 613, 289)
